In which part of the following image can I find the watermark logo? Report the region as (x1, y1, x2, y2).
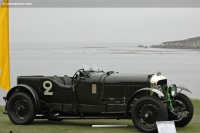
(0, 0, 33, 7)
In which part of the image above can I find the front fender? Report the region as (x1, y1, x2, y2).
(177, 86, 192, 93)
(6, 84, 41, 112)
(126, 88, 164, 115)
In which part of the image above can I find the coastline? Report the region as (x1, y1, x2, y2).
(151, 36, 200, 49)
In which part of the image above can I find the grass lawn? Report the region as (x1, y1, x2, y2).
(0, 99, 199, 133)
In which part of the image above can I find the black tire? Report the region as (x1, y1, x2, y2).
(131, 96, 168, 133)
(7, 92, 35, 124)
(173, 93, 194, 127)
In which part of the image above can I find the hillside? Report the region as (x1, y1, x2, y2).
(151, 36, 200, 49)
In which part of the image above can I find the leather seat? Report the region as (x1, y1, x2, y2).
(53, 75, 64, 84)
(63, 75, 72, 86)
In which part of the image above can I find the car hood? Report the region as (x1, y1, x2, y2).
(105, 73, 150, 83)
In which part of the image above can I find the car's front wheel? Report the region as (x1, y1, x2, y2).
(131, 96, 168, 133)
(7, 92, 35, 124)
(172, 93, 194, 127)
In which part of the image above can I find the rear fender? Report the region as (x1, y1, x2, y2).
(6, 84, 41, 112)
(126, 88, 164, 115)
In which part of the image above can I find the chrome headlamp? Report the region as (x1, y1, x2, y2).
(170, 84, 177, 97)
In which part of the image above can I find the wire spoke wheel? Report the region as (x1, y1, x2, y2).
(171, 93, 194, 127)
(7, 92, 35, 125)
(171, 100, 186, 122)
(139, 104, 159, 128)
(12, 97, 30, 120)
(131, 96, 168, 133)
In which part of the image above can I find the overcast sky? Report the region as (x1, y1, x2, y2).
(9, 8, 200, 43)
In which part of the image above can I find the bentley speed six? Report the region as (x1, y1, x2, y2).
(3, 66, 194, 132)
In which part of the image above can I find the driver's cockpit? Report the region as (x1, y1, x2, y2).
(79, 65, 90, 77)
(71, 65, 101, 84)
(53, 75, 72, 87)
(80, 65, 99, 76)
(52, 65, 100, 86)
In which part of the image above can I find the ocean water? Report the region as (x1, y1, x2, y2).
(0, 43, 200, 105)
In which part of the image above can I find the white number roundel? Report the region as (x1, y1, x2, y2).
(43, 81, 53, 95)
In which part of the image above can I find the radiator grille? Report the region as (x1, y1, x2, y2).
(105, 83, 147, 99)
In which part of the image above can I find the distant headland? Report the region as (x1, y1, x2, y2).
(150, 36, 200, 49)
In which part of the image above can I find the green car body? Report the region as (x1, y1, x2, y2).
(3, 67, 194, 132)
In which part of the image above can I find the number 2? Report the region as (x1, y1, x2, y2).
(43, 81, 53, 95)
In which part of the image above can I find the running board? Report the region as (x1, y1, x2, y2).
(35, 116, 129, 119)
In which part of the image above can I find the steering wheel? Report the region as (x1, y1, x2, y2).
(72, 69, 84, 85)
(72, 71, 79, 85)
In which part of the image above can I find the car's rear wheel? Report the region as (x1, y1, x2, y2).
(131, 96, 168, 133)
(172, 93, 194, 127)
(7, 92, 35, 124)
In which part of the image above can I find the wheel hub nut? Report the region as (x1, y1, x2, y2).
(145, 114, 149, 118)
(17, 107, 20, 111)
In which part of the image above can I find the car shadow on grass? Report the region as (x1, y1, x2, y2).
(32, 119, 132, 126)
(31, 119, 140, 133)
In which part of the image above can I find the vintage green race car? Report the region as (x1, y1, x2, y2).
(3, 66, 193, 132)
